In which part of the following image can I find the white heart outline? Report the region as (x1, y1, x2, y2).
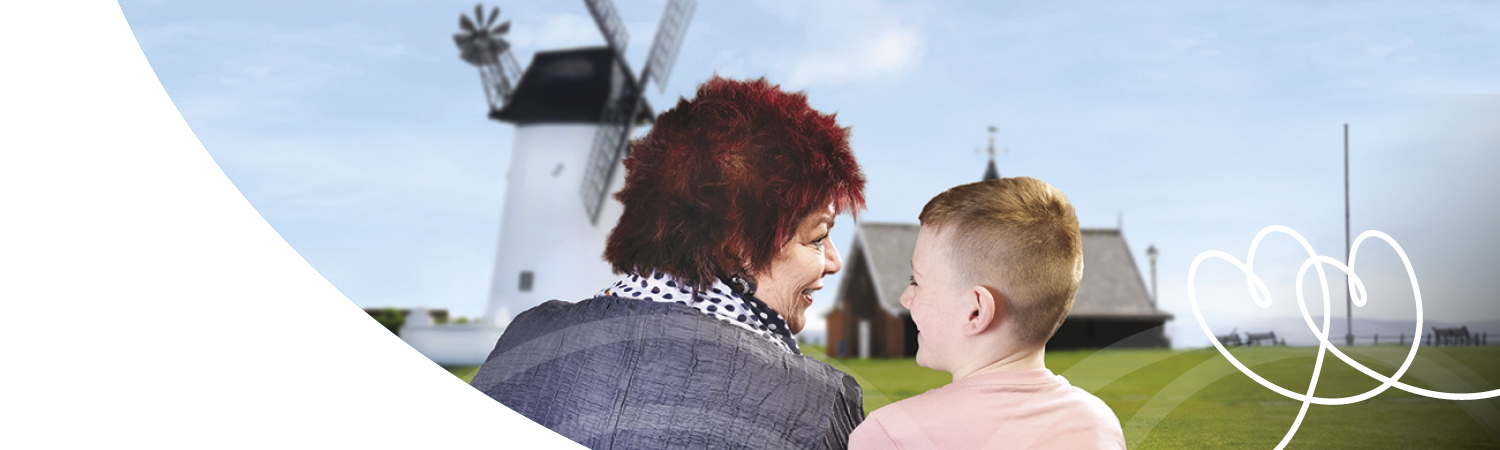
(1189, 225, 1500, 449)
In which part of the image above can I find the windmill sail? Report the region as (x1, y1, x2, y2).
(579, 0, 697, 224)
(644, 0, 695, 91)
(581, 94, 632, 224)
(584, 0, 630, 59)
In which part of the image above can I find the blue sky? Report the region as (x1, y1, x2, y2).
(119, 0, 1500, 347)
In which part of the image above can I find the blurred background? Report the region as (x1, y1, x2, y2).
(119, 0, 1500, 349)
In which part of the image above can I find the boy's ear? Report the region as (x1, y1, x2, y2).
(964, 285, 1001, 336)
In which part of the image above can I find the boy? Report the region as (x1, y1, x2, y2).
(847, 177, 1125, 449)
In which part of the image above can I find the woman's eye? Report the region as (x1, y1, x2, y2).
(813, 234, 828, 248)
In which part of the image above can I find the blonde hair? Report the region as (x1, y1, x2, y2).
(918, 177, 1082, 346)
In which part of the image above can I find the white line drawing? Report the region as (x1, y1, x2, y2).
(1189, 225, 1500, 449)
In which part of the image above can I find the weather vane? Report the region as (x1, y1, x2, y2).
(978, 125, 1007, 180)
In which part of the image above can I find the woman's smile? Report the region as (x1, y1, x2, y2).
(754, 204, 842, 335)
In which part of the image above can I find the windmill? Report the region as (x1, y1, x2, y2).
(450, 0, 696, 342)
(453, 4, 523, 118)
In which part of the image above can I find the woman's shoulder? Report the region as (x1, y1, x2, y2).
(507, 296, 855, 375)
(503, 296, 692, 331)
(512, 295, 677, 318)
(478, 295, 866, 447)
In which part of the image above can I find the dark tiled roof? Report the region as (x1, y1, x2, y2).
(842, 223, 1171, 320)
(1072, 228, 1170, 319)
(852, 222, 920, 315)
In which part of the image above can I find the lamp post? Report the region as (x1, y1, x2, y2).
(1146, 244, 1159, 308)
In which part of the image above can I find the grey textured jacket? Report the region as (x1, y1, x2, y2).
(471, 296, 865, 449)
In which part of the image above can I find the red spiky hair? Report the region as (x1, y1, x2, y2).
(604, 76, 866, 290)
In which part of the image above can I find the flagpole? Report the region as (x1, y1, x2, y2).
(1345, 124, 1354, 347)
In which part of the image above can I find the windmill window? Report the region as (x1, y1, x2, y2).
(519, 271, 534, 292)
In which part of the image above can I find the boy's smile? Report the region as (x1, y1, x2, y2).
(900, 225, 968, 372)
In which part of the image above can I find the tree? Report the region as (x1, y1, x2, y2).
(370, 307, 405, 336)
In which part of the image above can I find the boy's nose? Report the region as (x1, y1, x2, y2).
(824, 240, 842, 275)
(900, 284, 913, 309)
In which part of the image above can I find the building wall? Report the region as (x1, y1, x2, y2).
(827, 307, 848, 358)
(836, 309, 1169, 355)
(879, 311, 909, 358)
(398, 323, 506, 366)
(1046, 318, 1170, 350)
(828, 304, 915, 358)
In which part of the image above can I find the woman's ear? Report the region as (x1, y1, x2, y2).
(964, 285, 1000, 336)
(718, 245, 752, 278)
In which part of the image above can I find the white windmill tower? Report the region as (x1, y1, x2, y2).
(405, 1, 694, 365)
(466, 0, 696, 331)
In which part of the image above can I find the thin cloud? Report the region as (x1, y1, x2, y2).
(508, 11, 602, 53)
(752, 0, 925, 88)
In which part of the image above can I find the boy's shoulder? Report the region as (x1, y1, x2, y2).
(869, 368, 1098, 419)
(849, 369, 1123, 450)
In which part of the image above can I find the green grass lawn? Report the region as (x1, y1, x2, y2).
(448, 345, 1500, 448)
(445, 365, 481, 383)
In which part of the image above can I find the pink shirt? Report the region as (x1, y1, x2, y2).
(848, 369, 1125, 450)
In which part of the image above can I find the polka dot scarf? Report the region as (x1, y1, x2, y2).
(599, 271, 799, 354)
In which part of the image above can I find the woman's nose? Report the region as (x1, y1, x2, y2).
(824, 240, 843, 275)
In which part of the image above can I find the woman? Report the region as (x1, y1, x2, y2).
(470, 77, 866, 449)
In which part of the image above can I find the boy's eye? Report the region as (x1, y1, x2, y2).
(908, 275, 917, 287)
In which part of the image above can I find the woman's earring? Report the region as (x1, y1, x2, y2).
(730, 274, 758, 296)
